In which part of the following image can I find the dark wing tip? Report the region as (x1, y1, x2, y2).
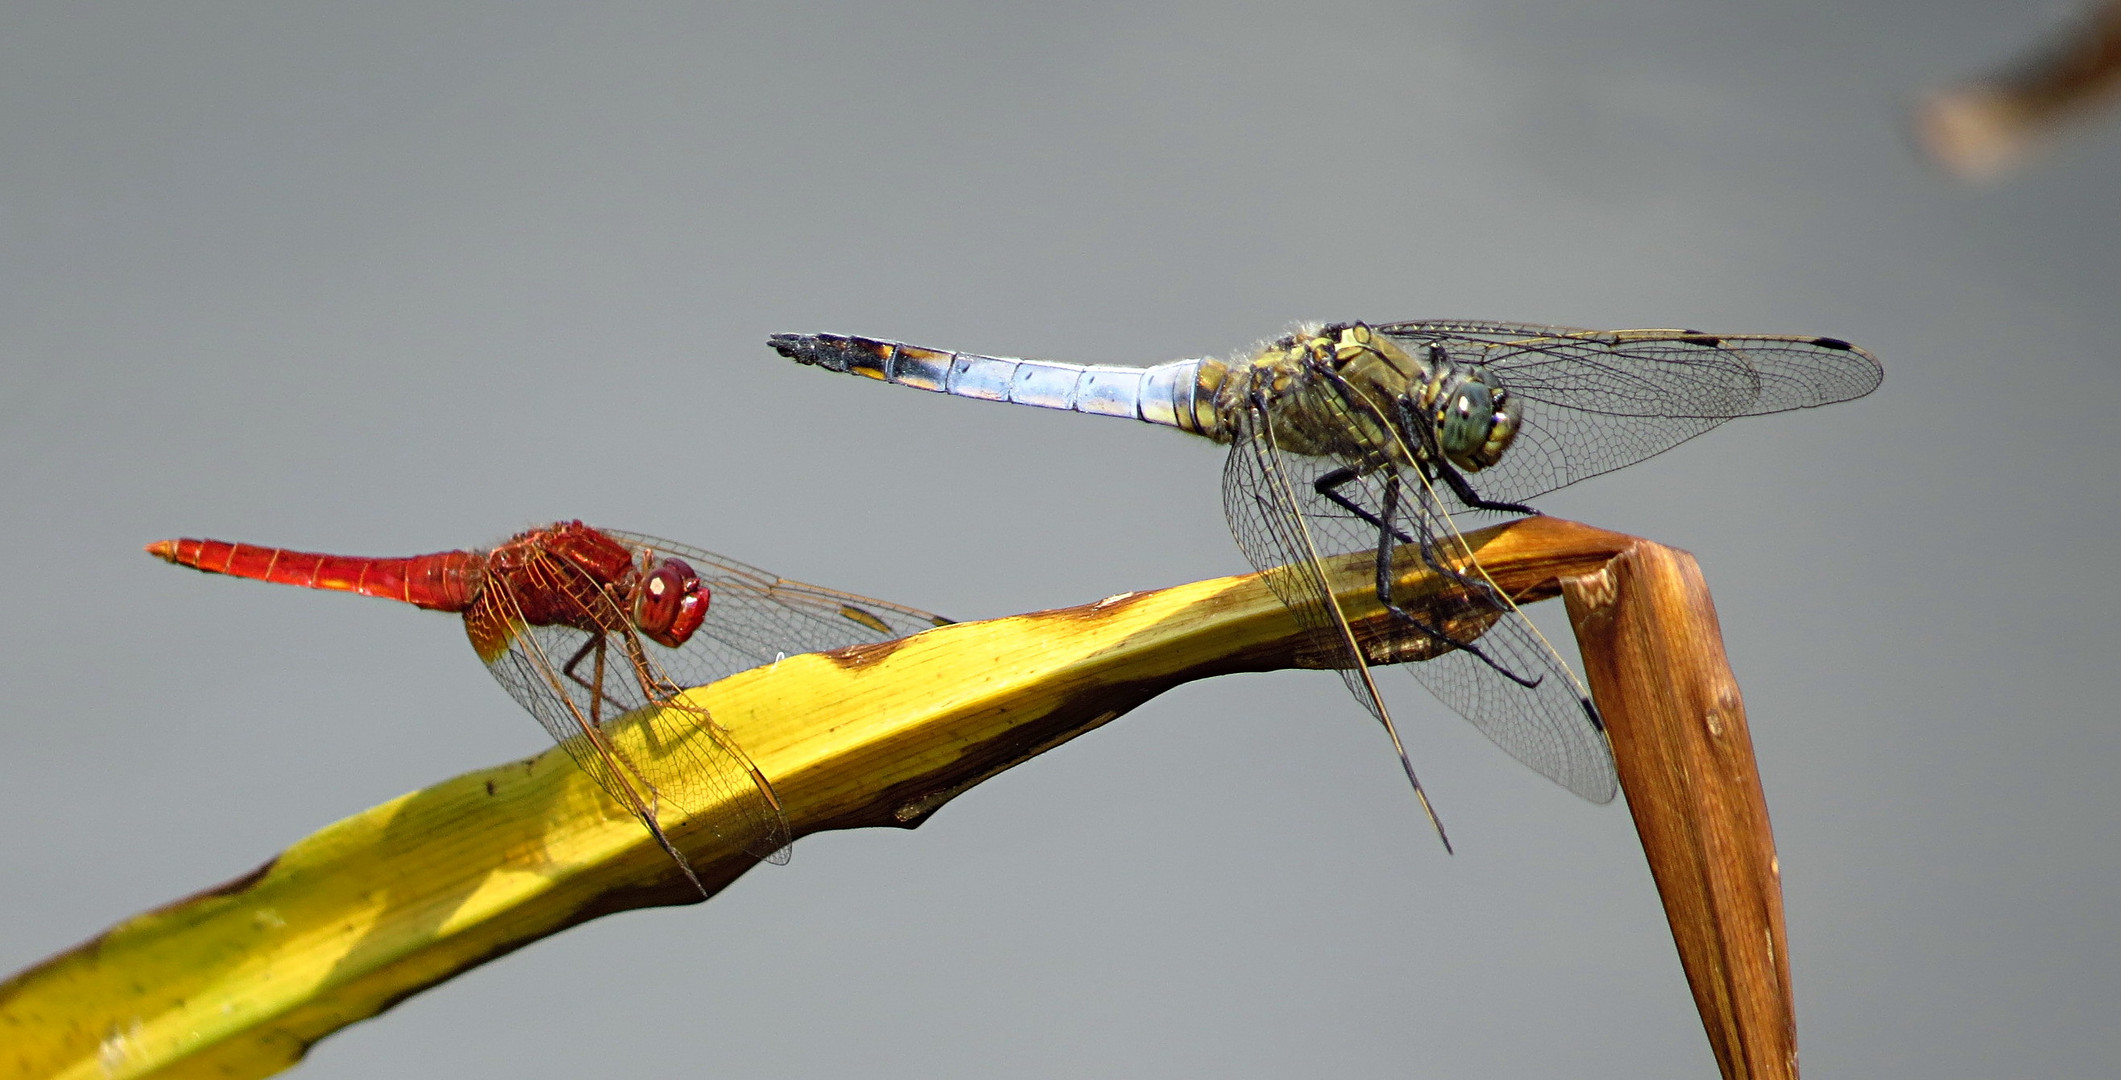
(1807, 335, 1884, 400)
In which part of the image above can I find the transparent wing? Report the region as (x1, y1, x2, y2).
(603, 531, 952, 690)
(1221, 397, 1452, 845)
(466, 550, 792, 875)
(1227, 370, 1617, 803)
(1374, 320, 1882, 507)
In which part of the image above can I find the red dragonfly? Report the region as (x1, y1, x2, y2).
(148, 521, 951, 894)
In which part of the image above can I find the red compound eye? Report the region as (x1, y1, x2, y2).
(634, 557, 709, 647)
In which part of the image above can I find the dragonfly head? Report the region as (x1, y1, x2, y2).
(1432, 366, 1520, 471)
(633, 557, 710, 647)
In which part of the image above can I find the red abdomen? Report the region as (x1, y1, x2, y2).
(147, 538, 481, 612)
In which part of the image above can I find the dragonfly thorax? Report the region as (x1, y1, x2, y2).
(480, 522, 710, 648)
(1249, 324, 1521, 473)
(1325, 325, 1521, 472)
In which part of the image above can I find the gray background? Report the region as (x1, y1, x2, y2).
(3, 3, 2116, 1077)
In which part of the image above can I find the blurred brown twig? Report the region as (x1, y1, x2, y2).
(1916, 0, 2121, 181)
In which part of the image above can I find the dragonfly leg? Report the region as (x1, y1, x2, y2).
(560, 634, 636, 719)
(1326, 458, 1488, 619)
(1315, 465, 1417, 543)
(1373, 474, 1544, 690)
(589, 637, 607, 728)
(1388, 394, 1537, 515)
(617, 632, 686, 702)
(1437, 460, 1537, 516)
(559, 638, 712, 896)
(1318, 456, 1513, 646)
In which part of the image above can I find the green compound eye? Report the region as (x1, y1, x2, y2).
(1439, 381, 1493, 456)
(1435, 370, 1518, 471)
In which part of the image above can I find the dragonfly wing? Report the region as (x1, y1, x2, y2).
(1374, 321, 1882, 506)
(602, 531, 952, 690)
(1233, 370, 1618, 803)
(1221, 395, 1455, 845)
(1387, 469, 1618, 803)
(1221, 403, 1370, 711)
(467, 553, 792, 871)
(471, 586, 662, 827)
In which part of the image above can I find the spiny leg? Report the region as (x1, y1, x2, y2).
(619, 628, 788, 850)
(586, 634, 663, 812)
(556, 635, 710, 896)
(589, 636, 606, 728)
(599, 638, 713, 894)
(619, 631, 695, 760)
(607, 630, 781, 873)
(1389, 394, 1537, 516)
(561, 633, 636, 717)
(1416, 465, 1608, 730)
(1245, 394, 1452, 853)
(1436, 459, 1537, 516)
(1307, 381, 1512, 621)
(1320, 458, 1518, 667)
(619, 630, 685, 703)
(1315, 464, 1417, 544)
(1372, 473, 1541, 689)
(1372, 392, 1538, 598)
(1328, 458, 1516, 644)
(1296, 390, 1542, 686)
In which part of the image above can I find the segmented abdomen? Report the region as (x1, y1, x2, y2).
(146, 538, 480, 612)
(769, 333, 1227, 437)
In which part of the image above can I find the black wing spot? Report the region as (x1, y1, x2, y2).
(1677, 333, 1723, 346)
(1810, 336, 1854, 351)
